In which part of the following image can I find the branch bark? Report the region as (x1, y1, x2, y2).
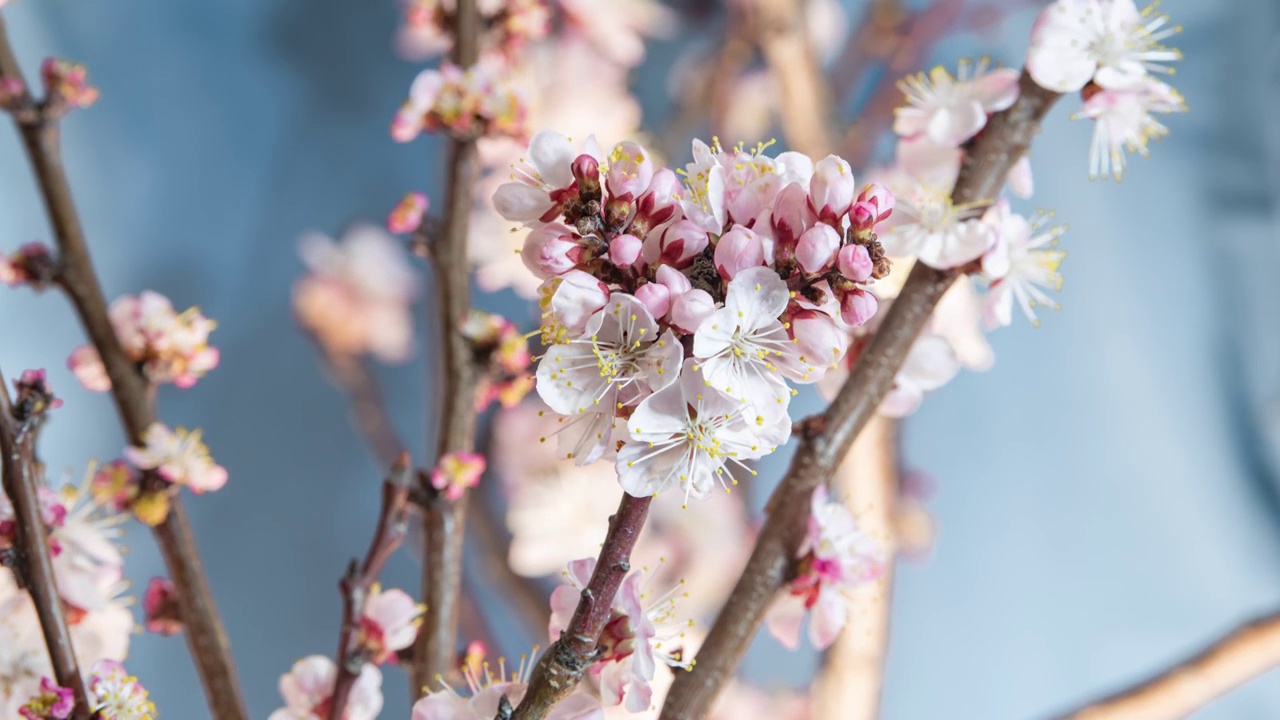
(1055, 611, 1280, 720)
(0, 369, 92, 720)
(328, 453, 413, 720)
(0, 18, 247, 719)
(509, 493, 653, 720)
(411, 0, 482, 696)
(748, 0, 833, 157)
(659, 72, 1059, 720)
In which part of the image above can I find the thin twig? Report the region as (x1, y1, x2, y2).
(411, 0, 482, 696)
(747, 0, 833, 157)
(509, 493, 653, 720)
(313, 342, 406, 469)
(0, 368, 92, 719)
(813, 416, 897, 720)
(659, 73, 1060, 720)
(1055, 611, 1280, 720)
(328, 452, 413, 720)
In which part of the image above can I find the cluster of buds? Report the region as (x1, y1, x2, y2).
(460, 310, 534, 410)
(68, 291, 220, 392)
(397, 0, 551, 62)
(391, 60, 527, 142)
(0, 243, 58, 289)
(39, 58, 99, 116)
(496, 132, 893, 502)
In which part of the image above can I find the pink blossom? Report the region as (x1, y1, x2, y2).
(634, 282, 670, 320)
(66, 345, 110, 393)
(142, 578, 182, 636)
(605, 141, 654, 201)
(494, 131, 600, 224)
(411, 663, 602, 720)
(713, 226, 765, 279)
(1078, 76, 1185, 181)
(270, 656, 382, 720)
(851, 183, 895, 234)
(808, 155, 856, 223)
(981, 201, 1067, 328)
(770, 183, 817, 253)
(667, 288, 714, 334)
(89, 461, 141, 513)
(359, 585, 423, 664)
(68, 292, 220, 391)
(559, 0, 674, 68)
(838, 287, 877, 328)
(123, 423, 228, 494)
(634, 169, 682, 227)
(794, 225, 841, 275)
(392, 60, 526, 141)
(387, 191, 429, 234)
(786, 309, 849, 383)
(540, 270, 610, 339)
(608, 233, 642, 268)
(894, 59, 1020, 147)
(1, 486, 66, 556)
(86, 660, 156, 720)
(431, 451, 485, 501)
(1027, 0, 1182, 93)
(837, 244, 873, 283)
(656, 219, 709, 268)
(878, 334, 961, 417)
(40, 58, 98, 110)
(19, 677, 74, 719)
(522, 224, 584, 279)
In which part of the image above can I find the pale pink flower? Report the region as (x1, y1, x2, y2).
(537, 270, 610, 342)
(667, 288, 714, 334)
(359, 585, 423, 663)
(412, 648, 603, 720)
(68, 292, 220, 391)
(808, 155, 856, 223)
(559, 0, 674, 68)
(1026, 0, 1181, 93)
(1077, 76, 1186, 181)
(142, 578, 181, 636)
(392, 60, 527, 142)
(387, 191, 429, 234)
(67, 345, 111, 392)
(40, 58, 98, 110)
(877, 334, 961, 418)
(18, 677, 74, 720)
(270, 656, 382, 720)
(981, 202, 1068, 328)
(431, 451, 486, 501)
(713, 226, 766, 279)
(894, 59, 1020, 147)
(49, 480, 126, 615)
(878, 175, 994, 269)
(86, 660, 155, 720)
(124, 423, 229, 494)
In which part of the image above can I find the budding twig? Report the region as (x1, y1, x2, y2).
(659, 72, 1060, 720)
(328, 452, 414, 720)
(0, 18, 247, 719)
(411, 0, 483, 696)
(509, 493, 653, 720)
(1054, 610, 1280, 720)
(0, 367, 93, 720)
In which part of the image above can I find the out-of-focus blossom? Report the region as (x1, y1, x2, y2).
(269, 656, 382, 720)
(461, 310, 535, 411)
(86, 660, 155, 720)
(293, 223, 420, 364)
(395, 0, 551, 62)
(12, 369, 63, 418)
(359, 585, 423, 664)
(878, 334, 961, 418)
(1027, 0, 1181, 93)
(559, 0, 674, 68)
(981, 201, 1068, 328)
(0, 243, 56, 289)
(1077, 76, 1186, 181)
(431, 451, 486, 501)
(411, 647, 603, 720)
(18, 677, 74, 719)
(0, 486, 66, 558)
(40, 58, 98, 110)
(89, 461, 141, 515)
(388, 191, 429, 234)
(142, 578, 182, 636)
(709, 680, 811, 720)
(392, 60, 527, 142)
(124, 423, 228, 495)
(894, 59, 1020, 147)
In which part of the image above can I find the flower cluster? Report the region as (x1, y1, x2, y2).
(430, 451, 486, 501)
(88, 423, 229, 526)
(86, 660, 156, 720)
(497, 132, 892, 502)
(1027, 0, 1185, 179)
(765, 487, 884, 650)
(410, 646, 602, 720)
(293, 224, 421, 364)
(40, 58, 98, 113)
(460, 310, 534, 410)
(549, 558, 693, 712)
(270, 655, 383, 720)
(392, 60, 527, 142)
(68, 291, 220, 392)
(0, 243, 57, 289)
(18, 677, 73, 720)
(397, 0, 552, 62)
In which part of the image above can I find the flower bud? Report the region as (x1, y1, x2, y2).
(771, 182, 817, 257)
(635, 168, 681, 226)
(669, 288, 715, 333)
(840, 287, 879, 328)
(655, 265, 692, 296)
(809, 155, 856, 223)
(604, 196, 633, 229)
(837, 244, 874, 283)
(548, 271, 609, 334)
(658, 219, 709, 268)
(605, 141, 654, 201)
(790, 309, 850, 375)
(387, 191, 429, 234)
(608, 233, 643, 268)
(852, 184, 894, 233)
(521, 226, 581, 278)
(634, 282, 671, 319)
(794, 225, 841, 275)
(572, 154, 602, 203)
(714, 226, 765, 279)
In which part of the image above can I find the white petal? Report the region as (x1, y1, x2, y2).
(528, 130, 576, 189)
(493, 182, 553, 222)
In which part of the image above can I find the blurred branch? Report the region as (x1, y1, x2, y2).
(659, 73, 1060, 720)
(0, 367, 92, 720)
(0, 18, 247, 719)
(1055, 611, 1280, 720)
(747, 0, 833, 156)
(411, 0, 482, 696)
(328, 453, 413, 720)
(312, 342, 405, 469)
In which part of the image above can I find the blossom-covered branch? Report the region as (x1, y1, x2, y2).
(0, 17, 247, 719)
(0, 369, 92, 719)
(1055, 610, 1280, 720)
(659, 72, 1061, 719)
(327, 453, 415, 720)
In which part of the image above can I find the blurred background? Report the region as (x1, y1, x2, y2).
(2, 0, 1279, 717)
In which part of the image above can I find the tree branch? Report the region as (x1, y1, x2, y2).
(313, 343, 405, 469)
(508, 493, 652, 720)
(328, 452, 413, 720)
(747, 0, 833, 157)
(411, 0, 482, 695)
(0, 18, 247, 719)
(0, 368, 92, 720)
(1055, 611, 1280, 720)
(659, 72, 1060, 720)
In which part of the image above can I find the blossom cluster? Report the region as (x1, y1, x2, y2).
(18, 661, 154, 720)
(495, 132, 892, 503)
(68, 291, 220, 392)
(40, 58, 99, 113)
(391, 60, 527, 142)
(397, 0, 552, 63)
(460, 310, 535, 410)
(88, 422, 229, 526)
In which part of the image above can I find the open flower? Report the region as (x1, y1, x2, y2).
(124, 423, 228, 494)
(412, 647, 602, 720)
(270, 656, 382, 720)
(359, 585, 423, 664)
(878, 334, 961, 418)
(879, 179, 994, 270)
(494, 130, 601, 223)
(981, 202, 1067, 328)
(1026, 0, 1181, 93)
(18, 678, 74, 720)
(68, 292, 220, 391)
(431, 451, 486, 501)
(894, 59, 1020, 147)
(86, 660, 156, 720)
(1077, 76, 1186, 181)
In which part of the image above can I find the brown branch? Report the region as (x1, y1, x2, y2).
(829, 0, 909, 102)
(1055, 611, 1280, 720)
(813, 416, 897, 720)
(510, 493, 653, 720)
(0, 369, 92, 719)
(410, 0, 482, 696)
(0, 18, 248, 719)
(659, 72, 1060, 720)
(313, 342, 405, 469)
(747, 0, 834, 157)
(328, 452, 413, 720)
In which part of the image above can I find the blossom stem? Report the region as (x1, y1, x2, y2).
(749, 0, 833, 157)
(0, 366, 93, 720)
(411, 0, 482, 696)
(0, 19, 248, 719)
(328, 452, 414, 720)
(1054, 610, 1280, 720)
(509, 493, 653, 720)
(659, 72, 1060, 720)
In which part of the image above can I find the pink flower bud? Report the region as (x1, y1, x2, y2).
(837, 244, 874, 282)
(40, 58, 99, 110)
(605, 141, 654, 201)
(608, 233, 643, 268)
(840, 287, 879, 327)
(572, 154, 602, 201)
(658, 219, 709, 268)
(655, 265, 692, 296)
(669, 288, 716, 333)
(794, 225, 841, 275)
(634, 282, 671, 319)
(521, 226, 581, 278)
(387, 192, 429, 234)
(771, 182, 817, 256)
(714, 226, 766, 279)
(431, 451, 485, 501)
(549, 271, 609, 333)
(809, 155, 856, 223)
(144, 577, 183, 636)
(789, 309, 850, 375)
(635, 168, 682, 226)
(853, 184, 894, 231)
